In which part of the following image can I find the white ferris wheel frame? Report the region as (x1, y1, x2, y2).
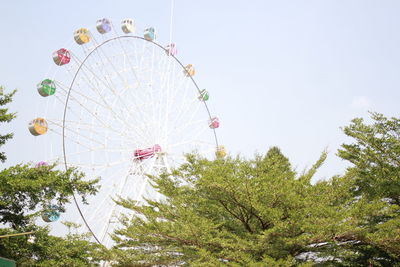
(51, 35, 220, 246)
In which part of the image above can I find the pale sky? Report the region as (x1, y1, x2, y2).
(1, 0, 400, 182)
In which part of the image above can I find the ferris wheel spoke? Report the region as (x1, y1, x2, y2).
(171, 126, 210, 148)
(61, 146, 132, 160)
(55, 81, 119, 113)
(48, 120, 109, 146)
(94, 44, 132, 89)
(158, 60, 182, 138)
(167, 98, 204, 136)
(52, 99, 135, 142)
(70, 64, 126, 116)
(112, 34, 142, 86)
(106, 93, 158, 145)
(166, 65, 190, 100)
(66, 158, 131, 169)
(97, 168, 137, 243)
(54, 109, 140, 143)
(154, 52, 174, 139)
(63, 80, 138, 138)
(168, 94, 200, 128)
(49, 119, 108, 136)
(61, 150, 129, 162)
(165, 78, 197, 121)
(48, 128, 98, 151)
(167, 116, 208, 141)
(132, 43, 152, 102)
(74, 163, 130, 233)
(72, 54, 139, 127)
(85, 169, 131, 224)
(60, 71, 125, 125)
(169, 137, 215, 150)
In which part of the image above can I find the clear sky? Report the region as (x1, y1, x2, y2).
(1, 0, 400, 181)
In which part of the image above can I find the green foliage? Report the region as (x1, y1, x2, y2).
(333, 112, 400, 265)
(0, 87, 16, 163)
(0, 163, 99, 228)
(111, 148, 329, 266)
(338, 112, 400, 204)
(1, 84, 398, 266)
(110, 113, 400, 266)
(0, 85, 103, 265)
(0, 224, 102, 266)
(0, 163, 102, 265)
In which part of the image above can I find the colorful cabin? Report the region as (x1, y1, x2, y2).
(184, 64, 195, 77)
(28, 118, 48, 136)
(37, 79, 56, 97)
(96, 18, 112, 34)
(35, 161, 48, 167)
(121, 19, 135, 34)
(134, 144, 161, 161)
(198, 89, 209, 101)
(165, 43, 177, 56)
(144, 27, 156, 41)
(209, 117, 220, 129)
(41, 205, 60, 223)
(215, 145, 227, 159)
(52, 48, 71, 66)
(74, 28, 90, 45)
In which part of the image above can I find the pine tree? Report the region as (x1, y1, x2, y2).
(0, 87, 16, 162)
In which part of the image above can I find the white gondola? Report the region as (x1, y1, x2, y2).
(121, 19, 135, 34)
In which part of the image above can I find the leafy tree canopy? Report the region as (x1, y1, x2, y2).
(0, 163, 99, 229)
(0, 223, 103, 266)
(110, 112, 400, 266)
(111, 148, 329, 266)
(0, 86, 103, 266)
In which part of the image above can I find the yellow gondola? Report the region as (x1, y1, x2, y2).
(28, 118, 48, 136)
(74, 28, 90, 45)
(184, 64, 195, 77)
(216, 145, 227, 159)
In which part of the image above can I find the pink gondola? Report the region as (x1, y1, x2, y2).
(165, 43, 177, 56)
(209, 117, 220, 129)
(52, 48, 71, 66)
(35, 161, 48, 167)
(134, 144, 162, 160)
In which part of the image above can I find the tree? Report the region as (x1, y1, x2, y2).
(110, 113, 400, 266)
(338, 112, 400, 205)
(0, 86, 104, 266)
(0, 88, 99, 228)
(110, 148, 329, 266)
(0, 224, 102, 267)
(278, 112, 400, 266)
(332, 112, 400, 266)
(0, 163, 99, 229)
(0, 87, 16, 162)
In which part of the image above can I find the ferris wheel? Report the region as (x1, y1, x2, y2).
(29, 18, 226, 247)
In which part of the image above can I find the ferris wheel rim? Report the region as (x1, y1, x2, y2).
(60, 35, 219, 245)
